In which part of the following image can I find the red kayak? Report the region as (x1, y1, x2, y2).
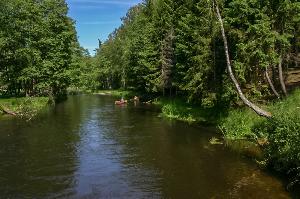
(115, 100, 127, 105)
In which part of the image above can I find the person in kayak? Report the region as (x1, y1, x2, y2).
(115, 96, 127, 105)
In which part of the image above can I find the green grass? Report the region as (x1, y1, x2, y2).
(220, 89, 300, 140)
(154, 97, 219, 124)
(219, 108, 265, 140)
(0, 97, 50, 119)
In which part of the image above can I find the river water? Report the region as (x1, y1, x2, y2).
(0, 95, 294, 198)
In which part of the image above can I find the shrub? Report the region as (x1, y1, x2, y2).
(254, 112, 300, 186)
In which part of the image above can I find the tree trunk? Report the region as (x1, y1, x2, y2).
(122, 68, 126, 89)
(213, 0, 272, 118)
(265, 67, 280, 98)
(296, 29, 299, 68)
(0, 105, 16, 116)
(278, 57, 287, 96)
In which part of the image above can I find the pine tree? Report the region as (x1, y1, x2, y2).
(175, 0, 215, 102)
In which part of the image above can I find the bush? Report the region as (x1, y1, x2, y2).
(254, 112, 300, 186)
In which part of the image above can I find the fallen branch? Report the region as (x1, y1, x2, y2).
(0, 105, 17, 116)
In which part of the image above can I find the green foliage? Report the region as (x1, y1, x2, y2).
(68, 47, 100, 91)
(220, 108, 265, 140)
(0, 0, 78, 100)
(175, 0, 216, 101)
(94, 3, 161, 93)
(156, 97, 219, 123)
(221, 90, 300, 140)
(94, 0, 299, 106)
(161, 103, 199, 123)
(254, 90, 300, 181)
(224, 0, 300, 96)
(94, 90, 134, 98)
(258, 114, 300, 170)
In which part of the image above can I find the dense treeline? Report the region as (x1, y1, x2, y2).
(94, 0, 300, 109)
(0, 0, 82, 100)
(92, 0, 300, 187)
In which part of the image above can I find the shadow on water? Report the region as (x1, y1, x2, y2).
(0, 95, 297, 198)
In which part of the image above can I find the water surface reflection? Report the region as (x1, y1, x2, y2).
(0, 95, 292, 198)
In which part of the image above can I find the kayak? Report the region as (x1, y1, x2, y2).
(115, 100, 127, 105)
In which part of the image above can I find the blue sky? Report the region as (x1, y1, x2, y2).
(66, 0, 142, 55)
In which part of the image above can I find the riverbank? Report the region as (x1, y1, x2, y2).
(220, 89, 300, 190)
(151, 90, 300, 191)
(153, 98, 220, 124)
(93, 90, 133, 98)
(0, 97, 50, 119)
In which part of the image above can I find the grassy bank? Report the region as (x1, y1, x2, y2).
(220, 89, 300, 189)
(93, 90, 133, 98)
(154, 97, 221, 124)
(0, 97, 50, 119)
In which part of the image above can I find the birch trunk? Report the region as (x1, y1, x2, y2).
(265, 67, 280, 98)
(278, 57, 287, 96)
(213, 0, 272, 118)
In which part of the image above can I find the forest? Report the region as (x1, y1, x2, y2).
(93, 0, 299, 106)
(0, 0, 300, 193)
(88, 0, 300, 189)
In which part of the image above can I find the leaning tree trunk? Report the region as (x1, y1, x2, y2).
(0, 105, 16, 116)
(278, 56, 287, 96)
(265, 67, 280, 98)
(213, 0, 272, 118)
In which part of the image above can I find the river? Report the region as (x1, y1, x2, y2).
(0, 95, 293, 198)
